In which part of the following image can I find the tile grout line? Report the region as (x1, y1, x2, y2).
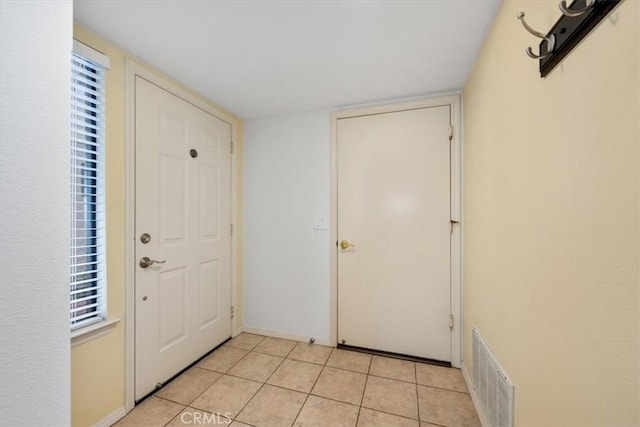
(252, 335, 298, 359)
(223, 336, 265, 374)
(290, 343, 335, 426)
(415, 362, 421, 423)
(358, 358, 421, 422)
(304, 392, 362, 410)
(323, 362, 371, 376)
(232, 393, 263, 427)
(182, 369, 226, 408)
(154, 394, 189, 409)
(229, 375, 267, 422)
(190, 336, 267, 417)
(354, 350, 374, 426)
(259, 342, 292, 384)
(155, 397, 186, 427)
(199, 340, 256, 373)
(357, 385, 421, 420)
(117, 335, 283, 426)
(357, 404, 424, 424)
(188, 347, 255, 413)
(156, 343, 249, 426)
(292, 346, 433, 425)
(150, 342, 239, 408)
(216, 343, 330, 392)
(229, 340, 291, 425)
(418, 383, 472, 395)
(232, 338, 325, 425)
(301, 391, 424, 426)
(365, 371, 418, 385)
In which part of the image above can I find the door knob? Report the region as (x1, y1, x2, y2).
(340, 240, 355, 250)
(139, 256, 166, 269)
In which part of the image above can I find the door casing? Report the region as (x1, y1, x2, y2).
(123, 59, 240, 411)
(330, 95, 462, 367)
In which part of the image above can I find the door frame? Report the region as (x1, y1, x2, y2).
(123, 59, 240, 410)
(330, 95, 462, 367)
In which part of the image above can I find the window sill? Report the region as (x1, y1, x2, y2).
(71, 318, 120, 348)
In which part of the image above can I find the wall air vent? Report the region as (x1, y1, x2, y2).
(472, 326, 515, 427)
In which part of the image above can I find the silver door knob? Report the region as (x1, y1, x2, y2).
(139, 257, 166, 269)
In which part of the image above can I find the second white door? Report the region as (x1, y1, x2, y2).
(337, 105, 451, 361)
(135, 77, 232, 400)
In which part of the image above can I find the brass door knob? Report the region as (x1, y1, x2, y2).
(340, 240, 355, 250)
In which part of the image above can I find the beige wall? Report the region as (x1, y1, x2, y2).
(71, 25, 243, 427)
(462, 1, 639, 426)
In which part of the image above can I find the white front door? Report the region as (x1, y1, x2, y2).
(337, 106, 451, 361)
(135, 77, 232, 400)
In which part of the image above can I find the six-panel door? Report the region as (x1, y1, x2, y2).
(135, 77, 232, 400)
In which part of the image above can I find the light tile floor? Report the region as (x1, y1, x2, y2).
(114, 333, 480, 427)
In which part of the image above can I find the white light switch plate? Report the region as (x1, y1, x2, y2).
(313, 215, 328, 230)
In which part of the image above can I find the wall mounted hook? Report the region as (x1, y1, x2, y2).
(518, 0, 620, 77)
(517, 12, 556, 59)
(559, 0, 595, 17)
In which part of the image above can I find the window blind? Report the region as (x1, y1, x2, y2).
(70, 51, 106, 330)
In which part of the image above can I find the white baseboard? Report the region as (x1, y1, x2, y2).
(232, 326, 243, 337)
(461, 364, 489, 427)
(242, 326, 332, 347)
(93, 405, 127, 427)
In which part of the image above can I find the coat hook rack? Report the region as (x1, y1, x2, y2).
(517, 12, 555, 59)
(518, 0, 622, 77)
(559, 0, 595, 17)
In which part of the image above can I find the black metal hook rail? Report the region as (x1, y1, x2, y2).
(520, 0, 623, 77)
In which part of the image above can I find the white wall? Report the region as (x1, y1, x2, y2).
(243, 111, 331, 342)
(0, 2, 72, 425)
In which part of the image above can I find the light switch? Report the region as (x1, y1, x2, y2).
(313, 215, 328, 230)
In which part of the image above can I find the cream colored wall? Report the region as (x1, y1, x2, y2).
(71, 25, 243, 427)
(462, 1, 639, 426)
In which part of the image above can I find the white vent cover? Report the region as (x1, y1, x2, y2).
(472, 326, 514, 427)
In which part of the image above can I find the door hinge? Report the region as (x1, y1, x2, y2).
(231, 224, 234, 237)
(230, 140, 234, 154)
(231, 306, 234, 319)
(449, 126, 453, 141)
(450, 219, 459, 234)
(449, 314, 454, 329)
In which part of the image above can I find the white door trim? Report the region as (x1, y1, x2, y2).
(124, 59, 239, 410)
(330, 95, 462, 367)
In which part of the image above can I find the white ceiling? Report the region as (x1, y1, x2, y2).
(74, 0, 501, 119)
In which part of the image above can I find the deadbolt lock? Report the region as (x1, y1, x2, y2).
(140, 233, 151, 244)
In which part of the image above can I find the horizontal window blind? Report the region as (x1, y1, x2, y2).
(70, 51, 107, 330)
